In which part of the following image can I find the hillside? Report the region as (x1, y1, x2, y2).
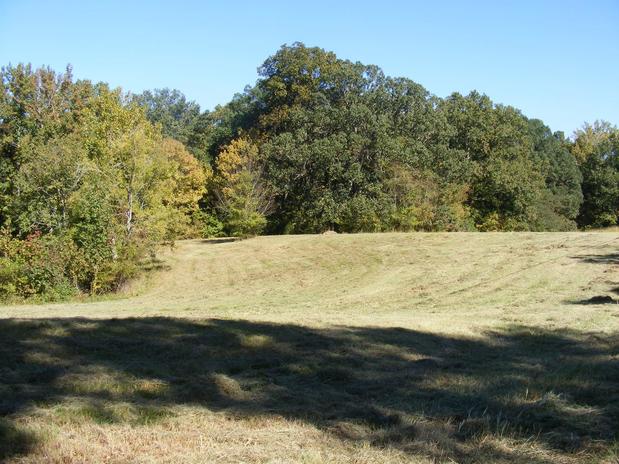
(1, 232, 619, 463)
(3, 232, 619, 330)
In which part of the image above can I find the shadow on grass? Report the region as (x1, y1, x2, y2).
(0, 419, 36, 461)
(568, 252, 619, 305)
(138, 255, 172, 272)
(573, 252, 619, 265)
(569, 295, 617, 305)
(200, 238, 239, 245)
(0, 318, 617, 462)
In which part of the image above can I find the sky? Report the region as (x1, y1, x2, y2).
(1, 0, 617, 135)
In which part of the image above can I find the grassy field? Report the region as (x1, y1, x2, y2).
(1, 232, 618, 463)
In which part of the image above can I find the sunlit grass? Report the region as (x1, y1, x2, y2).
(1, 232, 618, 463)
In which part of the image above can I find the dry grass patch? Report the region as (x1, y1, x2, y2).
(1, 232, 619, 463)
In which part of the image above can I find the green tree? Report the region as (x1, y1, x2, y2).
(0, 63, 207, 300)
(133, 88, 202, 155)
(527, 119, 582, 230)
(0, 63, 86, 231)
(572, 122, 619, 227)
(441, 92, 547, 229)
(213, 138, 271, 237)
(13, 136, 91, 234)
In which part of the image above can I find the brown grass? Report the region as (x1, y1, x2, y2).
(1, 232, 619, 463)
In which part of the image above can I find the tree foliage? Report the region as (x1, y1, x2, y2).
(197, 43, 589, 234)
(571, 122, 619, 227)
(1, 43, 615, 299)
(212, 138, 271, 237)
(0, 64, 206, 300)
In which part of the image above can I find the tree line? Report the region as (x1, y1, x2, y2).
(1, 43, 618, 300)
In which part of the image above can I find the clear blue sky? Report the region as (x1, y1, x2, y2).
(1, 0, 617, 135)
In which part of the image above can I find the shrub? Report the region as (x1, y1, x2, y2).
(0, 230, 81, 302)
(192, 210, 225, 238)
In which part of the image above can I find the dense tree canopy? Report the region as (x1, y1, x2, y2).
(0, 64, 206, 299)
(572, 121, 619, 227)
(1, 43, 616, 300)
(189, 43, 595, 234)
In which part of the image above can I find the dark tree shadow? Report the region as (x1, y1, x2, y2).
(570, 295, 617, 305)
(0, 317, 617, 462)
(200, 238, 239, 245)
(567, 252, 619, 305)
(0, 419, 36, 461)
(139, 256, 172, 272)
(571, 252, 619, 265)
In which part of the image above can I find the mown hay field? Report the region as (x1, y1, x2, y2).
(1, 232, 618, 463)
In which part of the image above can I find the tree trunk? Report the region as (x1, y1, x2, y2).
(126, 189, 133, 236)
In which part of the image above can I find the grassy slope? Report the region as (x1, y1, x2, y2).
(1, 232, 618, 463)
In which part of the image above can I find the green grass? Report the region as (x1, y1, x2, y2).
(1, 232, 619, 463)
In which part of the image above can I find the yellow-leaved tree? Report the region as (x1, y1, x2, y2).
(213, 137, 272, 237)
(160, 137, 208, 238)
